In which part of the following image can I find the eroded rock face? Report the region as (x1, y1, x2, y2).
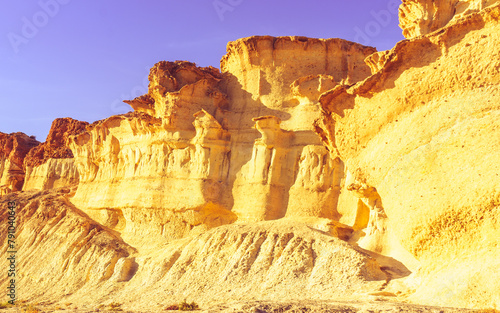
(0, 190, 392, 309)
(223, 36, 375, 222)
(124, 61, 224, 125)
(220, 36, 376, 131)
(22, 118, 88, 191)
(69, 38, 376, 245)
(319, 3, 500, 309)
(24, 118, 89, 168)
(23, 158, 80, 191)
(69, 66, 233, 247)
(399, 0, 500, 38)
(69, 111, 235, 247)
(0, 132, 40, 195)
(0, 189, 136, 300)
(1, 6, 498, 310)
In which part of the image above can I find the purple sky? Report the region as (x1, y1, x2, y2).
(1, 0, 404, 141)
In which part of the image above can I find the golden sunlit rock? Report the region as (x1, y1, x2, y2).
(319, 2, 500, 309)
(22, 118, 88, 191)
(0, 132, 39, 195)
(0, 3, 499, 311)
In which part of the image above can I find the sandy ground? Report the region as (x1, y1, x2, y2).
(0, 299, 483, 313)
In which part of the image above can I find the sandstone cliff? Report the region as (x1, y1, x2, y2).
(23, 118, 88, 191)
(319, 2, 500, 309)
(399, 0, 500, 38)
(0, 2, 499, 311)
(221, 36, 375, 223)
(68, 37, 376, 247)
(0, 132, 39, 196)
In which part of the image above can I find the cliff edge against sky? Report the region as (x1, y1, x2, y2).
(0, 1, 499, 312)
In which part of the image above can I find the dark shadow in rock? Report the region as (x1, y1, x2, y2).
(117, 257, 139, 282)
(354, 246, 412, 279)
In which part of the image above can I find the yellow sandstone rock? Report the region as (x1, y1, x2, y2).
(0, 189, 135, 301)
(0, 2, 499, 311)
(0, 189, 394, 310)
(22, 117, 88, 192)
(22, 158, 79, 191)
(319, 2, 500, 309)
(399, 0, 500, 38)
(0, 132, 39, 195)
(68, 37, 375, 246)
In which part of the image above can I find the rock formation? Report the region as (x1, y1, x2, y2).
(0, 132, 39, 196)
(399, 0, 500, 38)
(68, 37, 375, 247)
(0, 1, 499, 311)
(0, 190, 392, 310)
(22, 118, 88, 191)
(319, 1, 500, 309)
(0, 189, 136, 299)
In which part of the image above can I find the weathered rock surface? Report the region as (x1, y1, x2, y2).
(222, 36, 375, 224)
(68, 37, 375, 246)
(0, 189, 135, 301)
(399, 0, 500, 38)
(1, 2, 499, 311)
(319, 2, 500, 309)
(68, 110, 237, 247)
(24, 118, 88, 168)
(0, 189, 407, 311)
(23, 158, 80, 191)
(0, 132, 40, 195)
(22, 118, 88, 191)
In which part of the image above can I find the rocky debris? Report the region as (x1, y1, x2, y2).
(200, 300, 479, 313)
(0, 301, 481, 312)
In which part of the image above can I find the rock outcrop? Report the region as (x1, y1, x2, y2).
(1, 3, 499, 311)
(319, 2, 500, 309)
(399, 0, 500, 38)
(0, 189, 136, 300)
(0, 189, 399, 311)
(22, 118, 88, 191)
(68, 37, 376, 247)
(22, 158, 80, 191)
(0, 132, 40, 196)
(69, 61, 233, 246)
(223, 37, 375, 224)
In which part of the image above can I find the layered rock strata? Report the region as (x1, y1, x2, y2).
(399, 0, 500, 38)
(68, 37, 376, 246)
(23, 118, 88, 191)
(23, 158, 80, 191)
(222, 37, 375, 223)
(1, 3, 498, 309)
(318, 2, 500, 309)
(0, 132, 40, 196)
(69, 61, 237, 246)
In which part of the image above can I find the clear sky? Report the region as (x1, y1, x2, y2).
(0, 0, 404, 141)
